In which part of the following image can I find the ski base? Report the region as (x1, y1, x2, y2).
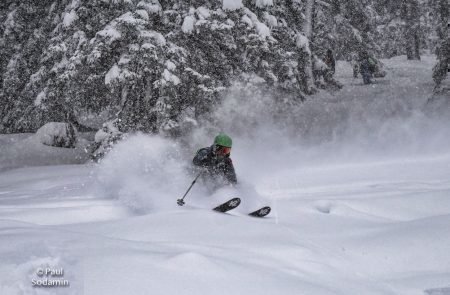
(213, 198, 241, 213)
(249, 206, 271, 218)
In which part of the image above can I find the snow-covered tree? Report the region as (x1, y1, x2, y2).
(1, 0, 441, 137)
(431, 0, 449, 87)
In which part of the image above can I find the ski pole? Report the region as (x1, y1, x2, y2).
(177, 171, 203, 206)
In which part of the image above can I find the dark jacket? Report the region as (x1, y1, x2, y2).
(193, 146, 237, 185)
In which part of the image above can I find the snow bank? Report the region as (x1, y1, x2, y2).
(0, 133, 90, 171)
(36, 122, 77, 148)
(188, 55, 450, 186)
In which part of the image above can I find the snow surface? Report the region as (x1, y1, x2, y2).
(1, 56, 450, 295)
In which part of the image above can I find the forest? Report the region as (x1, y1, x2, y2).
(0, 0, 448, 138)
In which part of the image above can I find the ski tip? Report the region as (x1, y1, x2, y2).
(213, 197, 241, 213)
(223, 197, 241, 209)
(249, 206, 271, 217)
(229, 197, 241, 206)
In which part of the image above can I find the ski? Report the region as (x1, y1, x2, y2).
(213, 197, 241, 213)
(249, 206, 271, 218)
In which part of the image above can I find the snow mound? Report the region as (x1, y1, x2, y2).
(0, 254, 80, 295)
(164, 252, 224, 274)
(0, 133, 90, 171)
(36, 122, 77, 148)
(425, 287, 450, 295)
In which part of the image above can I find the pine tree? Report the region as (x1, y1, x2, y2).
(431, 0, 449, 87)
(402, 0, 421, 60)
(2, 0, 441, 137)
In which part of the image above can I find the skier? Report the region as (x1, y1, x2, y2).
(177, 133, 270, 217)
(193, 133, 237, 188)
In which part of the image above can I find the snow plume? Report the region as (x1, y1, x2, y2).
(188, 79, 300, 185)
(189, 60, 450, 185)
(96, 134, 191, 212)
(95, 58, 450, 211)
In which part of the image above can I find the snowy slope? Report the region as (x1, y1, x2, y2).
(1, 56, 450, 295)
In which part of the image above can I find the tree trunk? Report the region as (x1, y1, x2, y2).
(404, 0, 421, 60)
(302, 0, 316, 93)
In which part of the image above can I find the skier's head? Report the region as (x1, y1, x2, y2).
(213, 133, 232, 156)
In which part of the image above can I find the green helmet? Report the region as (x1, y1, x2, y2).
(214, 133, 232, 148)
